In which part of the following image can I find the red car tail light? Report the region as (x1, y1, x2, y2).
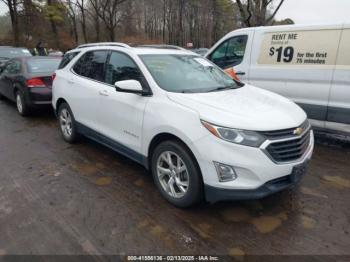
(52, 73, 56, 81)
(26, 78, 46, 88)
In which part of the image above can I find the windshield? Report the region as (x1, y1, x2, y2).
(0, 48, 32, 59)
(140, 54, 241, 93)
(27, 59, 61, 73)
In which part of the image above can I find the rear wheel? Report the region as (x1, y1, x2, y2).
(151, 140, 203, 208)
(58, 103, 79, 143)
(16, 90, 30, 116)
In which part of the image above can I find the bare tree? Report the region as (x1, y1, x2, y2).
(1, 0, 20, 46)
(66, 0, 79, 44)
(46, 0, 61, 48)
(235, 0, 285, 27)
(90, 0, 128, 41)
(88, 0, 101, 41)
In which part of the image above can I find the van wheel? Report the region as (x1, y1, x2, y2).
(16, 91, 30, 116)
(151, 140, 203, 208)
(58, 103, 79, 143)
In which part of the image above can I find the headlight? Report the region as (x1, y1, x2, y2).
(201, 120, 266, 147)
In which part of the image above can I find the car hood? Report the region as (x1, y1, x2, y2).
(0, 58, 9, 66)
(166, 85, 306, 131)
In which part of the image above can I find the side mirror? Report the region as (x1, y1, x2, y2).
(115, 80, 144, 95)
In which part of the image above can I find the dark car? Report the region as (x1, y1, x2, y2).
(0, 56, 61, 116)
(0, 46, 32, 69)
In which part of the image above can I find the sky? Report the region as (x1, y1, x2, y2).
(0, 0, 350, 25)
(275, 0, 350, 24)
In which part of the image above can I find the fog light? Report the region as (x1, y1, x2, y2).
(214, 162, 238, 182)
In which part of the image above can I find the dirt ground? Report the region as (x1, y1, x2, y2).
(0, 99, 349, 259)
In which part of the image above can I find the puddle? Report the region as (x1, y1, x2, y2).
(302, 209, 316, 216)
(150, 225, 165, 237)
(250, 212, 287, 234)
(138, 219, 174, 248)
(251, 216, 282, 233)
(72, 162, 100, 176)
(321, 175, 350, 189)
(95, 177, 113, 186)
(134, 179, 145, 187)
(190, 223, 212, 239)
(228, 247, 245, 261)
(300, 187, 328, 198)
(221, 207, 251, 222)
(81, 240, 99, 255)
(301, 215, 317, 229)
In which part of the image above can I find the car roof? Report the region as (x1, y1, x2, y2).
(19, 56, 61, 61)
(67, 44, 198, 56)
(0, 46, 29, 50)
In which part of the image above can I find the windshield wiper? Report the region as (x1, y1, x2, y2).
(208, 85, 236, 92)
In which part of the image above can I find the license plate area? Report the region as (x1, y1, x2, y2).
(291, 162, 308, 183)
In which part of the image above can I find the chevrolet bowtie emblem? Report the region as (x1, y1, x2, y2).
(294, 127, 303, 136)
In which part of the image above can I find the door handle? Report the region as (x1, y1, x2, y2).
(99, 90, 109, 96)
(236, 71, 246, 76)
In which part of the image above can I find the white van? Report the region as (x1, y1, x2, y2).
(206, 23, 350, 136)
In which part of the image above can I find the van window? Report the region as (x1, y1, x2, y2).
(73, 51, 108, 82)
(210, 35, 248, 69)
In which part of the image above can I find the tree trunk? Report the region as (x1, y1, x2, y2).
(7, 0, 19, 46)
(47, 0, 60, 49)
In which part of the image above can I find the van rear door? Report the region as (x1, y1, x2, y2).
(206, 30, 254, 82)
(326, 26, 350, 132)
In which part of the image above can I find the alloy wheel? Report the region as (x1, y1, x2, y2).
(156, 151, 190, 198)
(16, 93, 23, 114)
(59, 108, 73, 138)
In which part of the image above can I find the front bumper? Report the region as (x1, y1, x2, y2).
(205, 161, 308, 203)
(191, 129, 314, 203)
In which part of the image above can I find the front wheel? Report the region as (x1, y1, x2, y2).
(151, 140, 203, 208)
(58, 103, 79, 143)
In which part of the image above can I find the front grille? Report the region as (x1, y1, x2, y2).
(260, 120, 310, 140)
(265, 130, 311, 163)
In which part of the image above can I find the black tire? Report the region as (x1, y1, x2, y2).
(15, 90, 30, 116)
(151, 140, 203, 208)
(58, 102, 79, 143)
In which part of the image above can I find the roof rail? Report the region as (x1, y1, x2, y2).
(137, 44, 186, 51)
(77, 42, 130, 49)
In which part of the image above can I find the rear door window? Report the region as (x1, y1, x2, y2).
(3, 60, 21, 74)
(58, 51, 80, 69)
(73, 51, 108, 82)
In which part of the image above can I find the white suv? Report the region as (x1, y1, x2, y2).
(52, 43, 314, 207)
